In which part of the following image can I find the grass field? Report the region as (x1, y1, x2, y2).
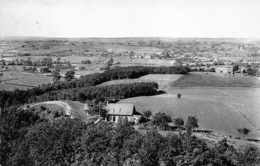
(172, 73, 260, 88)
(5, 55, 133, 67)
(0, 66, 53, 90)
(129, 59, 175, 66)
(99, 74, 183, 90)
(1, 41, 163, 55)
(120, 87, 260, 139)
(60, 69, 104, 76)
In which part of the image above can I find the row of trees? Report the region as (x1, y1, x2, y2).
(2, 57, 53, 67)
(1, 110, 259, 166)
(0, 66, 188, 109)
(190, 67, 215, 72)
(30, 82, 158, 103)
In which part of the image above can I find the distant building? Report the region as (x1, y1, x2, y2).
(74, 74, 81, 79)
(239, 66, 247, 73)
(107, 48, 114, 53)
(73, 66, 85, 71)
(215, 66, 233, 74)
(60, 74, 81, 79)
(184, 63, 196, 67)
(144, 54, 152, 59)
(133, 54, 143, 59)
(194, 57, 211, 62)
(242, 58, 259, 64)
(106, 103, 142, 123)
(54, 63, 70, 69)
(36, 67, 50, 73)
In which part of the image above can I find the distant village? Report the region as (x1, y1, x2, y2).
(1, 39, 260, 77)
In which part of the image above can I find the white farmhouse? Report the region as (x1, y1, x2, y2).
(106, 104, 142, 123)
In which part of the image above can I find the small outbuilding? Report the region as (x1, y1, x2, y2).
(106, 103, 142, 123)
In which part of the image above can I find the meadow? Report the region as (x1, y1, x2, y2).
(99, 74, 183, 90)
(172, 72, 260, 88)
(0, 66, 53, 90)
(120, 86, 260, 140)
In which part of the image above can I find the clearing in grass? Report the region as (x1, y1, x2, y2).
(99, 74, 183, 90)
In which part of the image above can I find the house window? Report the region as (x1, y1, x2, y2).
(113, 116, 116, 122)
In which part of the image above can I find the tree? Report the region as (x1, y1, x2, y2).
(65, 70, 75, 81)
(52, 69, 61, 82)
(159, 134, 184, 166)
(41, 58, 52, 68)
(185, 116, 199, 136)
(175, 117, 184, 127)
(67, 61, 72, 69)
(238, 145, 260, 166)
(209, 67, 215, 72)
(233, 64, 239, 72)
(247, 68, 258, 76)
(138, 130, 163, 166)
(143, 110, 152, 119)
(16, 118, 86, 166)
(57, 57, 60, 64)
(237, 127, 250, 138)
(26, 57, 32, 66)
(152, 112, 172, 130)
(0, 72, 3, 83)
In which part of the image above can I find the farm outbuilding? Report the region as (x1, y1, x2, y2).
(215, 66, 233, 74)
(106, 103, 142, 123)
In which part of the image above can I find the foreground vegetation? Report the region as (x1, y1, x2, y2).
(1, 108, 259, 166)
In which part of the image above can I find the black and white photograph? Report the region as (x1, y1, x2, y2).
(0, 0, 260, 165)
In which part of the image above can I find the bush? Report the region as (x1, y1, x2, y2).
(143, 110, 152, 119)
(152, 112, 172, 129)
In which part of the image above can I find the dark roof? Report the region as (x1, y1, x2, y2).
(106, 103, 142, 116)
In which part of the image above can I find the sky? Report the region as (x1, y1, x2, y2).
(0, 0, 260, 38)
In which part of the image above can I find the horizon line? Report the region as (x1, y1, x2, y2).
(0, 35, 259, 40)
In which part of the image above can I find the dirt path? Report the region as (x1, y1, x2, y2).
(26, 101, 74, 118)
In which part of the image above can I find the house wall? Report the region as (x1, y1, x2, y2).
(108, 115, 134, 123)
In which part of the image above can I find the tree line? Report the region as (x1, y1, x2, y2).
(0, 66, 188, 109)
(30, 82, 158, 103)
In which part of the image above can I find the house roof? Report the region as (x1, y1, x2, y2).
(106, 103, 142, 116)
